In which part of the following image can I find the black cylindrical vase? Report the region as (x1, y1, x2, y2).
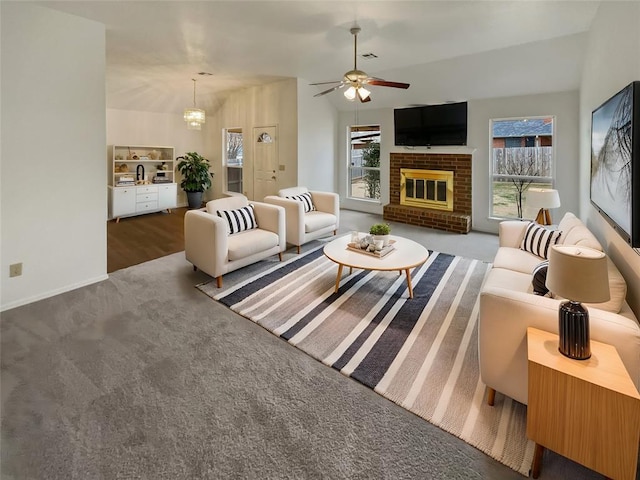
(558, 300, 591, 360)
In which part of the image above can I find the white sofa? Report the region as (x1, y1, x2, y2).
(184, 195, 286, 287)
(264, 186, 339, 253)
(479, 212, 640, 405)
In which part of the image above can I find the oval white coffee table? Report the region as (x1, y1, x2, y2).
(323, 234, 429, 299)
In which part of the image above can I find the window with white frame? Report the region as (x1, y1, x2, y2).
(490, 117, 554, 219)
(224, 128, 243, 194)
(348, 125, 381, 201)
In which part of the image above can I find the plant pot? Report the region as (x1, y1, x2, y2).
(186, 191, 204, 209)
(372, 234, 390, 247)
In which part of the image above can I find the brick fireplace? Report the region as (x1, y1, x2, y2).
(383, 152, 472, 233)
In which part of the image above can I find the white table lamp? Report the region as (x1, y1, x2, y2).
(527, 188, 561, 225)
(546, 245, 610, 359)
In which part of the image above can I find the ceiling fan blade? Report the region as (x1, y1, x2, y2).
(309, 80, 342, 86)
(366, 79, 410, 89)
(313, 84, 344, 97)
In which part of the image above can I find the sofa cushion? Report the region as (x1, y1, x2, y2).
(493, 247, 547, 275)
(286, 191, 316, 213)
(217, 204, 258, 234)
(482, 267, 535, 294)
(227, 228, 279, 261)
(304, 211, 337, 233)
(520, 222, 562, 259)
(557, 212, 603, 250)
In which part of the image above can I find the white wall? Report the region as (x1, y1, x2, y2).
(580, 2, 640, 315)
(337, 92, 580, 226)
(469, 91, 580, 233)
(107, 109, 211, 206)
(1, 4, 107, 311)
(296, 79, 338, 192)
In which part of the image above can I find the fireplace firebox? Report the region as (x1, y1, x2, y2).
(401, 168, 454, 211)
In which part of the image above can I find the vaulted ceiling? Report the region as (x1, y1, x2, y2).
(35, 1, 600, 112)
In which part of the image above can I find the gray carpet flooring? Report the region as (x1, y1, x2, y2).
(0, 211, 611, 479)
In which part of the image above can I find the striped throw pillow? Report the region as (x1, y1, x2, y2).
(532, 260, 550, 296)
(217, 204, 258, 234)
(520, 222, 562, 259)
(286, 192, 316, 213)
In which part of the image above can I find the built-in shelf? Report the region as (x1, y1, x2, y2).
(108, 145, 177, 222)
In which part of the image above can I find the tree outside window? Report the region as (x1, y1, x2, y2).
(490, 117, 554, 219)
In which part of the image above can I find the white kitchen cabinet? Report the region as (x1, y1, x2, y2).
(158, 183, 178, 210)
(110, 187, 136, 219)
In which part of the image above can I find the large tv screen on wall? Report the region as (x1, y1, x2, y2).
(394, 102, 468, 147)
(590, 81, 640, 247)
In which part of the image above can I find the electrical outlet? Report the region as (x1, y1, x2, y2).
(9, 263, 22, 277)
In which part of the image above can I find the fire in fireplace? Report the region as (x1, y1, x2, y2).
(400, 168, 454, 211)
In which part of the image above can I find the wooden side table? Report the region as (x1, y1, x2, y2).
(526, 327, 640, 480)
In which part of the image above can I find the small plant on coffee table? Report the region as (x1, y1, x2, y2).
(369, 223, 391, 235)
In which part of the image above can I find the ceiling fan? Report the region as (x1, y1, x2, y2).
(311, 26, 410, 103)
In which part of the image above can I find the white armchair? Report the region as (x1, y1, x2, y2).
(264, 186, 339, 253)
(184, 195, 286, 287)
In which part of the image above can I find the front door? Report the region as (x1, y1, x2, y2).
(253, 126, 278, 200)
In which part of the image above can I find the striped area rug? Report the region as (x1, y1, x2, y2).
(198, 243, 535, 475)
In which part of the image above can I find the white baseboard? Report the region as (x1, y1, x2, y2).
(0, 274, 109, 312)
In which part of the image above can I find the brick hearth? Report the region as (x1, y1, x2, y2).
(383, 152, 472, 233)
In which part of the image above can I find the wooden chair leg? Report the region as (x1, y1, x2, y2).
(297, 245, 301, 254)
(487, 387, 496, 406)
(278, 252, 283, 261)
(216, 276, 223, 288)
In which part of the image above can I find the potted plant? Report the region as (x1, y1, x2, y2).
(175, 152, 214, 209)
(370, 223, 391, 247)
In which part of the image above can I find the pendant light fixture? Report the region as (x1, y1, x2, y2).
(184, 78, 205, 130)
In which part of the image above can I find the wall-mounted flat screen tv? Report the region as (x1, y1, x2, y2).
(394, 102, 467, 147)
(590, 81, 640, 247)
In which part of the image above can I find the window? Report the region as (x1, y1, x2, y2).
(490, 117, 554, 219)
(224, 128, 243, 194)
(348, 125, 381, 201)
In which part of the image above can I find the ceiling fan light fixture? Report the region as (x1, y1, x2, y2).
(358, 86, 371, 101)
(312, 25, 409, 103)
(344, 86, 357, 101)
(184, 78, 205, 130)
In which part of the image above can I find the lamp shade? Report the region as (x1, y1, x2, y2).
(546, 245, 610, 303)
(527, 188, 561, 209)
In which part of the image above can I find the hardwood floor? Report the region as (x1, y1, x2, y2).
(107, 208, 188, 273)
